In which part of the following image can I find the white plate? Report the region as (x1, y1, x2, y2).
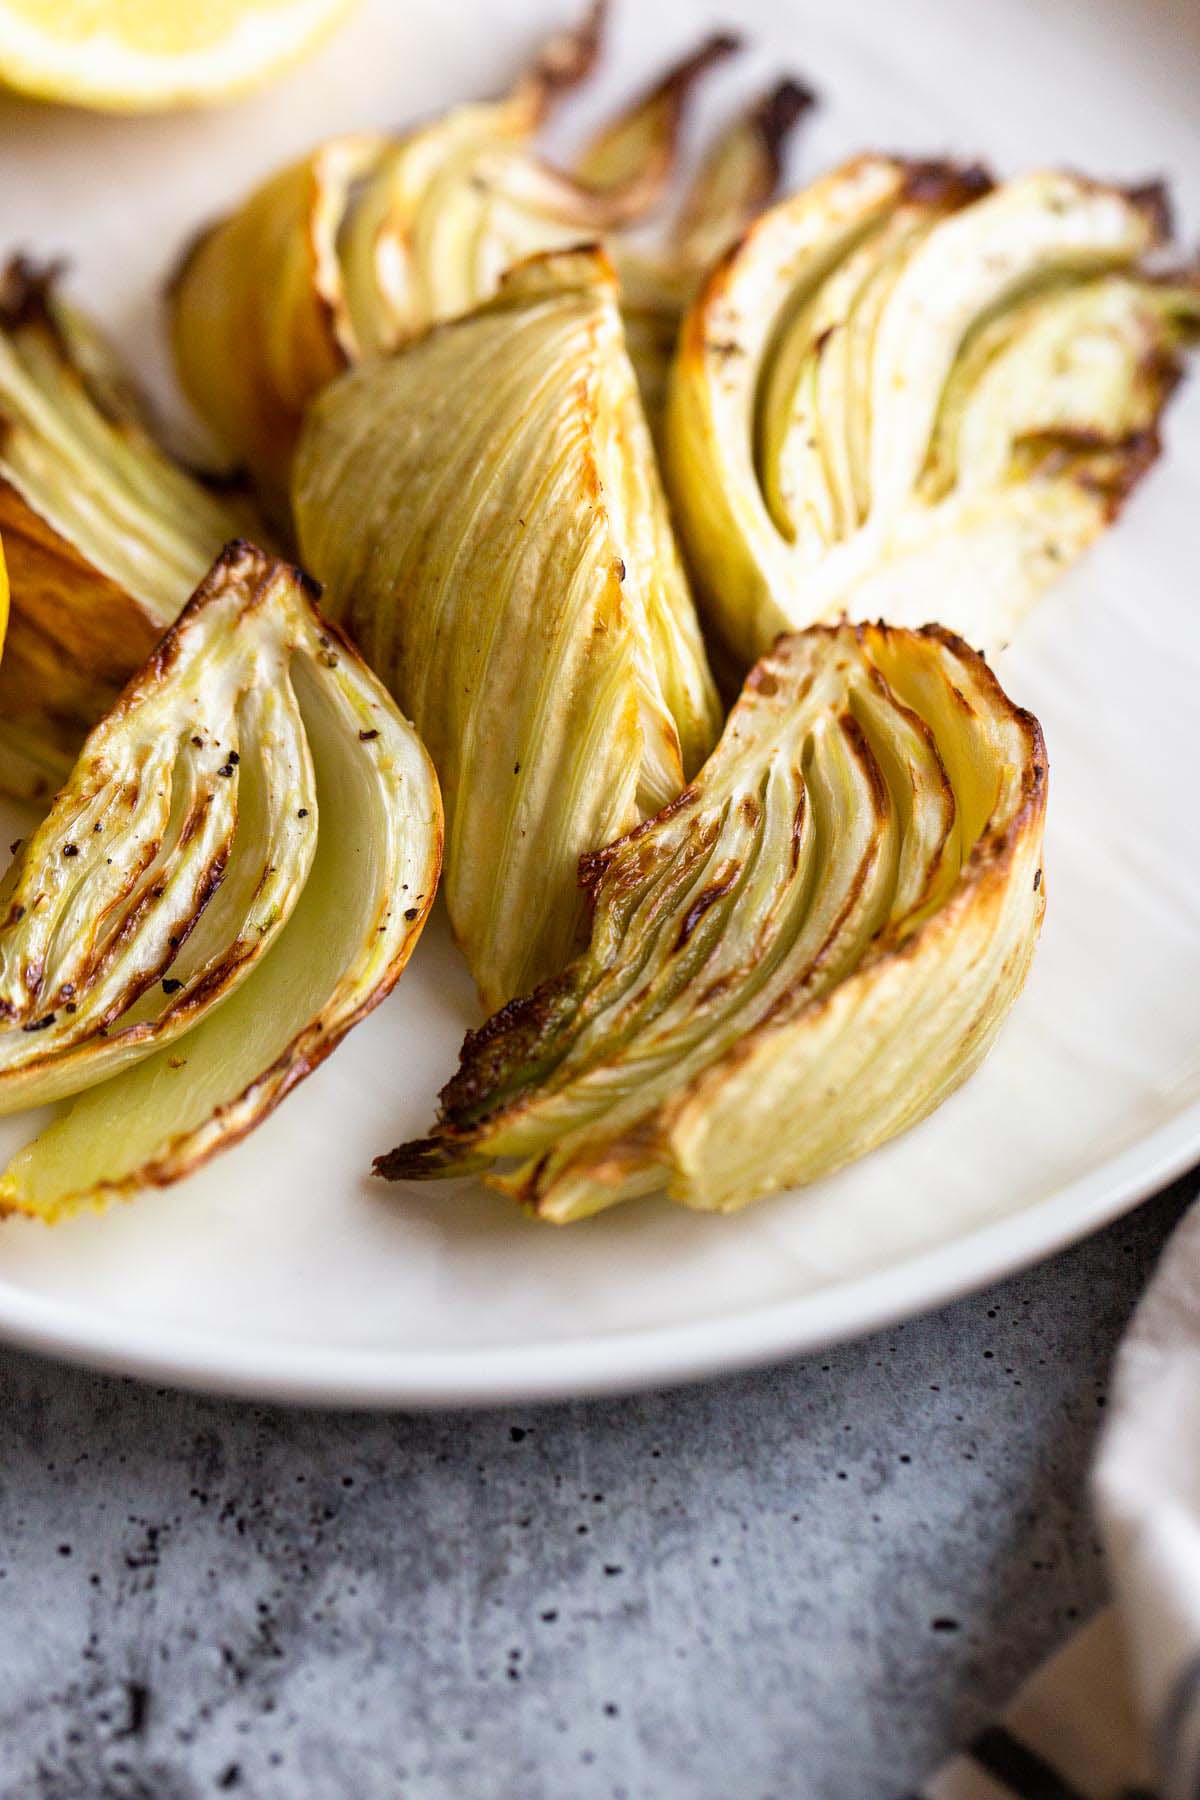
(0, 0, 1197, 1407)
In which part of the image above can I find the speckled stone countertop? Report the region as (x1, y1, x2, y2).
(0, 1176, 1193, 1800)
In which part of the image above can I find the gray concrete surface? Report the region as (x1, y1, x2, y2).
(0, 1175, 1194, 1800)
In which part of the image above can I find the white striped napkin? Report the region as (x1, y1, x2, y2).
(916, 1192, 1200, 1800)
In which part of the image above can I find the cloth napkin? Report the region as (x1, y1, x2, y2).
(917, 1193, 1200, 1800)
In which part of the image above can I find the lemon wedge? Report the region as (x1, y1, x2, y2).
(0, 0, 354, 111)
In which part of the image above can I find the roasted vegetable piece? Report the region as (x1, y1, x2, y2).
(380, 623, 1046, 1221)
(667, 157, 1200, 667)
(0, 258, 263, 800)
(618, 76, 812, 433)
(168, 1, 810, 501)
(0, 525, 8, 661)
(294, 247, 720, 1010)
(0, 541, 441, 1222)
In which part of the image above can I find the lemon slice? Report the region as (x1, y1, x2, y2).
(0, 0, 354, 111)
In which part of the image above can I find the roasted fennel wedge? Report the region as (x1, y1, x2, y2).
(0, 258, 262, 800)
(0, 541, 441, 1222)
(294, 247, 719, 1011)
(168, 1, 810, 500)
(380, 623, 1046, 1221)
(0, 526, 8, 661)
(667, 157, 1200, 666)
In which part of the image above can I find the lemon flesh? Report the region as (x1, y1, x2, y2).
(0, 0, 354, 111)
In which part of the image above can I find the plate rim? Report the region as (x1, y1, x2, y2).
(0, 1097, 1195, 1408)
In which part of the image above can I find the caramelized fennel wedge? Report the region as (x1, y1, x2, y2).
(294, 247, 718, 1011)
(0, 257, 265, 799)
(0, 542, 442, 1222)
(380, 624, 1045, 1221)
(666, 158, 1200, 666)
(167, 5, 810, 496)
(0, 547, 318, 1112)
